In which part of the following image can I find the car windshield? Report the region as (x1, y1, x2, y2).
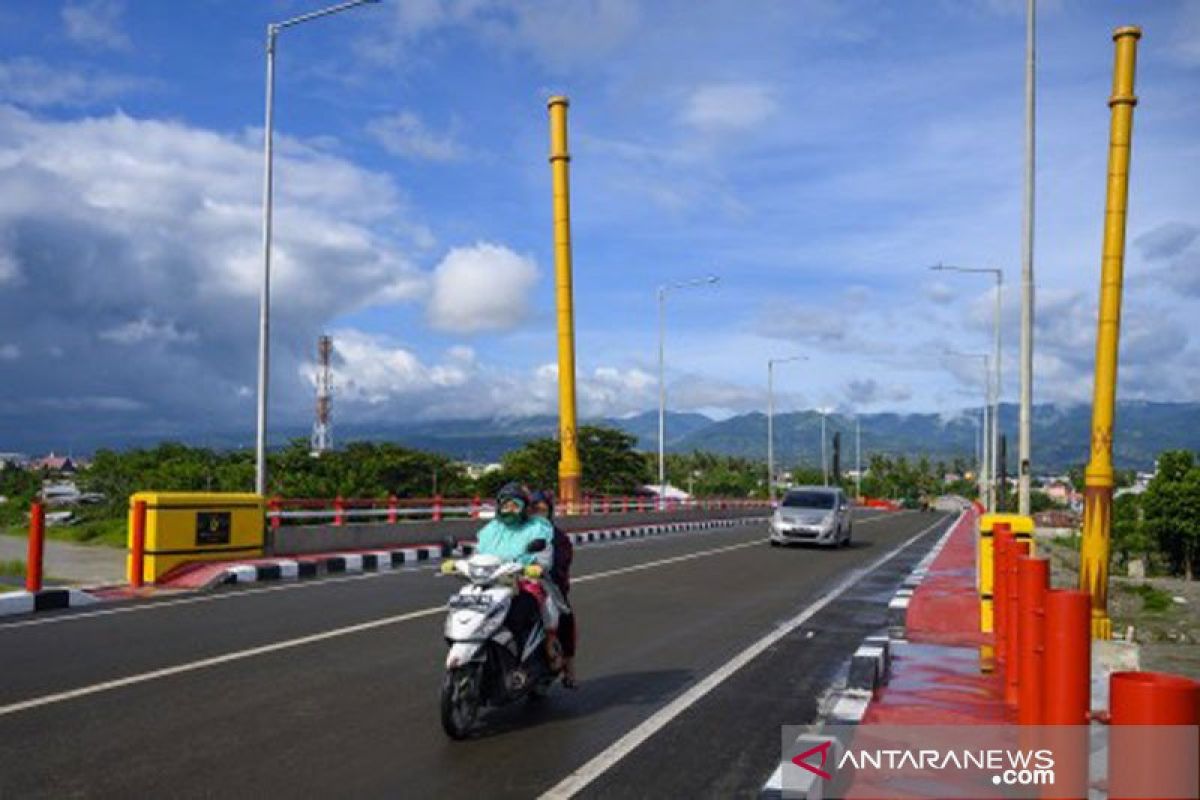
(781, 491, 836, 510)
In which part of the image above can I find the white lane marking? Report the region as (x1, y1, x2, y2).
(0, 525, 822, 717)
(0, 606, 445, 718)
(538, 512, 959, 799)
(0, 516, 781, 631)
(0, 511, 910, 632)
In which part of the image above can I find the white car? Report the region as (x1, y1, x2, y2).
(769, 487, 852, 547)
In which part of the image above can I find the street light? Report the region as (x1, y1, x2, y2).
(945, 350, 993, 510)
(767, 355, 808, 504)
(255, 0, 381, 496)
(854, 414, 862, 500)
(930, 263, 1003, 509)
(657, 275, 720, 504)
(818, 407, 833, 487)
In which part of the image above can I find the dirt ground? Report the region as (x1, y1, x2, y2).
(1037, 533, 1200, 680)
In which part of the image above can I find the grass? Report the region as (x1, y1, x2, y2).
(0, 558, 26, 578)
(1122, 582, 1175, 613)
(0, 511, 127, 548)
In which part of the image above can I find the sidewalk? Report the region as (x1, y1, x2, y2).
(0, 532, 125, 587)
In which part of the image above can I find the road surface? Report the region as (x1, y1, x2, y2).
(0, 509, 953, 798)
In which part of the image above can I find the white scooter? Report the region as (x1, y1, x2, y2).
(439, 538, 561, 739)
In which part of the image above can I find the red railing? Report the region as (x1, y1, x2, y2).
(265, 494, 769, 529)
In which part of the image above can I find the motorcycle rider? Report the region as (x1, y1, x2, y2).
(448, 482, 560, 667)
(529, 490, 578, 688)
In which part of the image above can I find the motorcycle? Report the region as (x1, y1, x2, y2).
(439, 538, 562, 739)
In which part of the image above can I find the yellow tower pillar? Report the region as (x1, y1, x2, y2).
(1079, 26, 1141, 641)
(548, 96, 583, 511)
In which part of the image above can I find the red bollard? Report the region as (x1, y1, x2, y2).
(1042, 589, 1092, 725)
(993, 524, 1014, 671)
(1109, 671, 1200, 800)
(470, 495, 480, 519)
(1005, 537, 1031, 706)
(130, 499, 146, 589)
(602, 497, 610, 514)
(1041, 588, 1092, 800)
(1017, 556, 1049, 725)
(333, 496, 346, 527)
(433, 495, 443, 522)
(26, 501, 45, 593)
(387, 494, 398, 524)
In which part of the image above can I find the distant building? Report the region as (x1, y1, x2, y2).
(0, 452, 28, 468)
(464, 463, 502, 480)
(31, 452, 77, 473)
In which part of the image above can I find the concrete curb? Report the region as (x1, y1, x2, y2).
(0, 587, 101, 618)
(205, 516, 769, 590)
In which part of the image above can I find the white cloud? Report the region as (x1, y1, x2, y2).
(681, 83, 778, 133)
(925, 281, 956, 305)
(426, 243, 539, 333)
(0, 344, 19, 361)
(0, 251, 18, 285)
(312, 330, 473, 405)
(1170, 1, 1200, 66)
(0, 105, 428, 439)
(367, 0, 640, 71)
(98, 317, 197, 346)
(0, 58, 143, 108)
(367, 112, 463, 161)
(62, 0, 130, 52)
(843, 378, 913, 408)
(306, 329, 661, 420)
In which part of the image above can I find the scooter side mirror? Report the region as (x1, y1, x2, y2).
(526, 538, 547, 554)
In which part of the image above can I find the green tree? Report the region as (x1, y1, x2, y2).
(1142, 450, 1200, 580)
(497, 426, 652, 497)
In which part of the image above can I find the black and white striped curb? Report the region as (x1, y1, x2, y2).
(214, 544, 446, 588)
(0, 587, 100, 618)
(210, 516, 769, 589)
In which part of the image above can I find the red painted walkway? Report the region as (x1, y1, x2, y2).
(847, 509, 1012, 799)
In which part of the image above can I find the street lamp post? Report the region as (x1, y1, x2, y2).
(255, 0, 380, 496)
(767, 355, 807, 504)
(946, 350, 993, 511)
(931, 263, 1003, 509)
(658, 276, 720, 505)
(855, 414, 862, 500)
(819, 408, 831, 487)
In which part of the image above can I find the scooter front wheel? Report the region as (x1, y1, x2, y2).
(441, 664, 483, 740)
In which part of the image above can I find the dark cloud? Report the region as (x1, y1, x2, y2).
(1136, 221, 1199, 262)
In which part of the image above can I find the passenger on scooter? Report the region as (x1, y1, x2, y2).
(530, 490, 578, 688)
(463, 482, 559, 664)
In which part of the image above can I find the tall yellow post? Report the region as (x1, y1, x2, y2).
(1080, 26, 1141, 641)
(548, 96, 582, 511)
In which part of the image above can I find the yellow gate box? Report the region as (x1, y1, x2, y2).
(128, 492, 265, 583)
(978, 513, 1034, 633)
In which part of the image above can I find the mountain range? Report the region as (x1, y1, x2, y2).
(326, 401, 1197, 473)
(8, 402, 1196, 474)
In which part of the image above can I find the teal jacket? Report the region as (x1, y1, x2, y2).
(475, 515, 554, 569)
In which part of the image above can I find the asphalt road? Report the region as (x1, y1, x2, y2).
(0, 509, 954, 799)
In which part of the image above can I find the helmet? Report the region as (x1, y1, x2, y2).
(495, 481, 530, 522)
(529, 489, 555, 519)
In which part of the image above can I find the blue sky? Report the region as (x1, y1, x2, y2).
(0, 0, 1197, 449)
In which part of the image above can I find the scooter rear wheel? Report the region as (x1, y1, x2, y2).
(441, 664, 482, 739)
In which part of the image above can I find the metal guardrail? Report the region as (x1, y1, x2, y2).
(265, 495, 770, 529)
